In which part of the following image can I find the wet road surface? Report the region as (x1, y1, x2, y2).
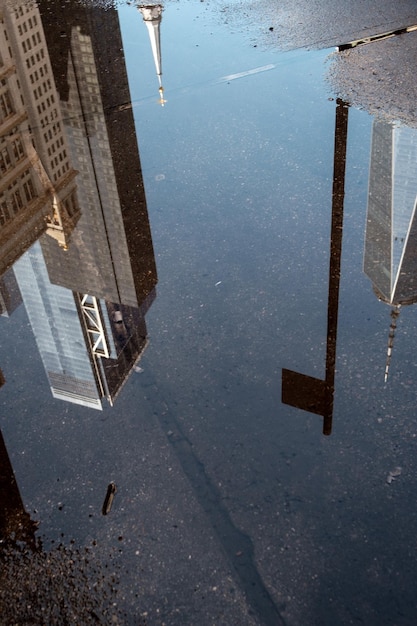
(1, 1, 417, 624)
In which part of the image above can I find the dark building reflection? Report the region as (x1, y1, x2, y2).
(0, 429, 38, 548)
(281, 100, 349, 436)
(0, 267, 21, 316)
(37, 0, 156, 307)
(364, 120, 417, 380)
(0, 1, 157, 409)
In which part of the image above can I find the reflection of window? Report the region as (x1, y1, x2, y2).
(22, 176, 36, 202)
(0, 133, 25, 173)
(0, 146, 11, 173)
(2, 170, 37, 219)
(10, 187, 23, 212)
(64, 191, 78, 217)
(11, 135, 24, 161)
(0, 87, 14, 121)
(0, 200, 11, 226)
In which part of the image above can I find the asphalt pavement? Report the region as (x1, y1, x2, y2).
(225, 0, 417, 125)
(230, 0, 417, 51)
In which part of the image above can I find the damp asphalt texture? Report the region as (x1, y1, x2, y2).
(2, 1, 417, 625)
(228, 0, 417, 126)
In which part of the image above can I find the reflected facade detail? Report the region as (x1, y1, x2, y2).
(0, 1, 79, 276)
(0, 1, 157, 409)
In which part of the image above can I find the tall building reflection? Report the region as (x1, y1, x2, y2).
(0, 0, 79, 276)
(364, 120, 417, 380)
(0, 1, 157, 409)
(281, 100, 349, 436)
(0, 267, 21, 316)
(38, 0, 157, 306)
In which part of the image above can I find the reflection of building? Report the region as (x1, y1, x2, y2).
(365, 120, 417, 305)
(14, 242, 106, 410)
(0, 267, 21, 316)
(138, 4, 165, 105)
(364, 120, 417, 379)
(0, 0, 80, 277)
(14, 243, 155, 409)
(6, 2, 157, 409)
(38, 1, 157, 308)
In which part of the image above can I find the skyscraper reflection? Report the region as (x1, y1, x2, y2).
(364, 119, 417, 380)
(0, 0, 79, 276)
(0, 0, 157, 409)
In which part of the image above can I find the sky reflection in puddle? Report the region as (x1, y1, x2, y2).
(1, 1, 417, 624)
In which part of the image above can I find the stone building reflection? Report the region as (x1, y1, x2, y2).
(281, 100, 349, 436)
(364, 120, 417, 380)
(0, 0, 79, 277)
(0, 1, 157, 409)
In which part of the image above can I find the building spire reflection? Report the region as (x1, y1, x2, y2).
(281, 99, 349, 436)
(384, 305, 401, 382)
(138, 4, 166, 105)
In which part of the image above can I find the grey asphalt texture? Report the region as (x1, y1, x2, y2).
(226, 0, 417, 126)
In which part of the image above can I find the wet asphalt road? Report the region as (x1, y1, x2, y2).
(2, 0, 417, 624)
(247, 0, 417, 127)
(236, 0, 417, 51)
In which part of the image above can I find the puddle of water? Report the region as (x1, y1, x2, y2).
(1, 1, 417, 624)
